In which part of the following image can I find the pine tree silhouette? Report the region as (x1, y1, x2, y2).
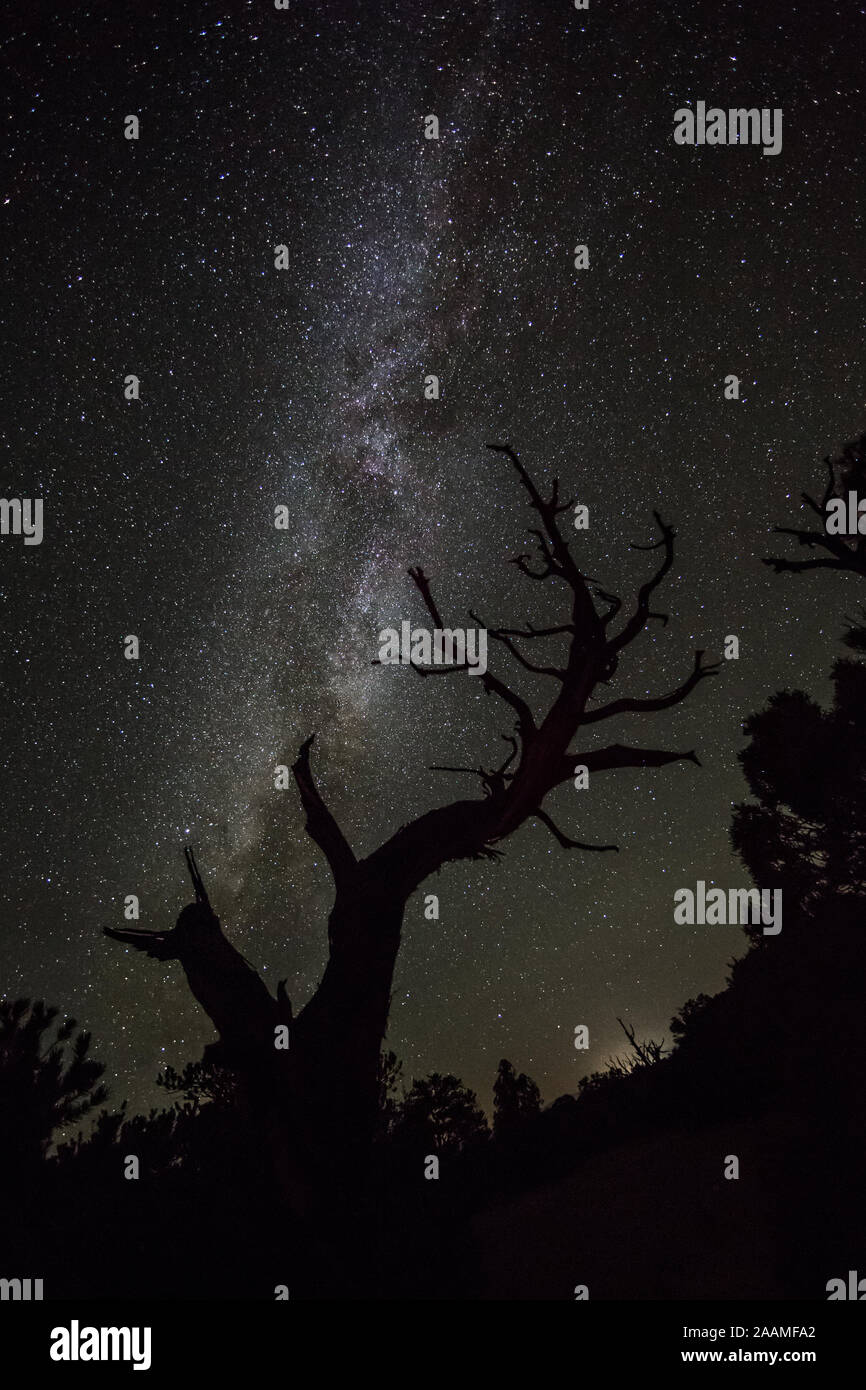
(0, 998, 107, 1185)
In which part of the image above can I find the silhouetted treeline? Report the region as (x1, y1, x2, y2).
(4, 616, 866, 1296)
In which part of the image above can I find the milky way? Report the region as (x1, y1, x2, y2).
(2, 0, 864, 1118)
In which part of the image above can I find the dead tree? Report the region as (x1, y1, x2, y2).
(765, 434, 866, 578)
(765, 434, 866, 653)
(612, 1017, 668, 1073)
(105, 850, 290, 1067)
(105, 444, 718, 1202)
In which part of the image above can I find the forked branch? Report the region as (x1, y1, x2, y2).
(292, 734, 357, 888)
(534, 809, 618, 853)
(607, 512, 676, 655)
(407, 564, 538, 749)
(579, 650, 719, 725)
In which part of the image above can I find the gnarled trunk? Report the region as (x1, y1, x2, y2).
(289, 884, 407, 1198)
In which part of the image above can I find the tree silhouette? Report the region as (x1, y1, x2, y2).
(765, 431, 866, 585)
(0, 998, 107, 1184)
(394, 1072, 489, 1155)
(493, 1058, 541, 1139)
(752, 433, 866, 928)
(608, 1017, 668, 1074)
(157, 1055, 242, 1110)
(731, 661, 866, 936)
(104, 444, 717, 1207)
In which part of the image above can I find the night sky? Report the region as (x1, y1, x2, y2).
(2, 0, 864, 1120)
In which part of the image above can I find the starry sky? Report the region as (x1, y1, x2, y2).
(1, 0, 864, 1119)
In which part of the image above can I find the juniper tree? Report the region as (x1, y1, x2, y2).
(105, 444, 717, 1205)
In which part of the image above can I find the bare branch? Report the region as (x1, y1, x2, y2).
(430, 735, 518, 798)
(292, 734, 357, 888)
(408, 660, 471, 676)
(527, 527, 564, 577)
(616, 1017, 667, 1067)
(487, 442, 558, 516)
(594, 588, 623, 626)
(764, 519, 863, 570)
(771, 525, 836, 549)
(534, 809, 618, 853)
(818, 454, 835, 509)
(579, 650, 719, 725)
(554, 742, 701, 789)
(407, 564, 444, 627)
(765, 453, 866, 575)
(498, 733, 519, 776)
(489, 620, 576, 640)
(801, 492, 826, 521)
(608, 512, 675, 655)
(380, 447, 710, 871)
(487, 443, 603, 638)
(103, 926, 173, 959)
(763, 555, 850, 576)
(406, 565, 538, 748)
(511, 551, 557, 582)
(471, 610, 566, 679)
(429, 763, 501, 797)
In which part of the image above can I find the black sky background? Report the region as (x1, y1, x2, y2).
(1, 0, 864, 1118)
